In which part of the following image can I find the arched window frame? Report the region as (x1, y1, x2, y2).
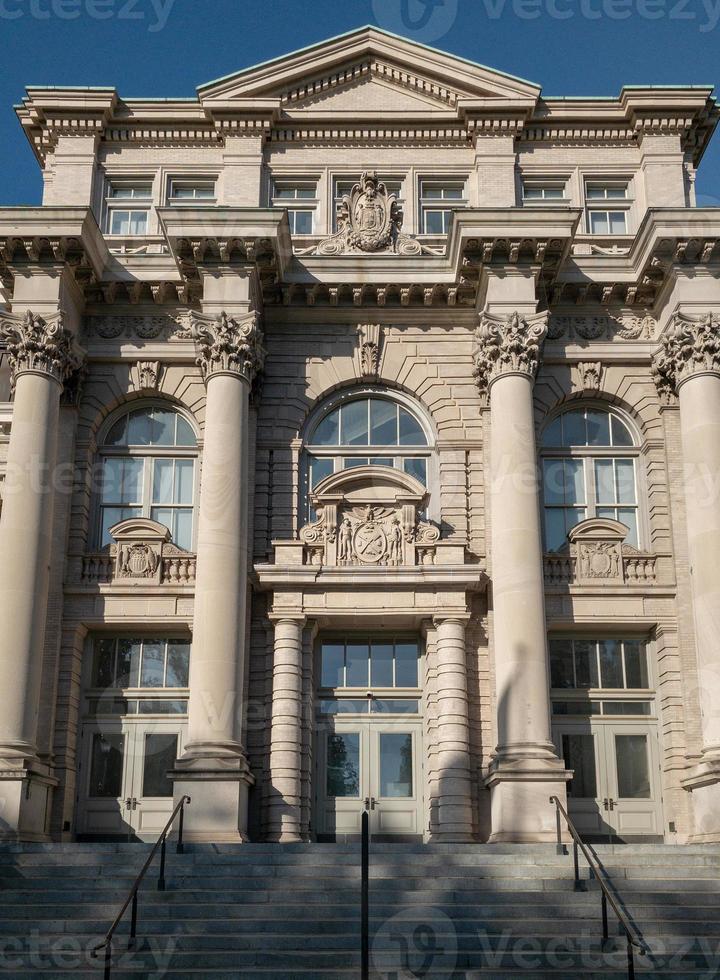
(540, 403, 646, 553)
(93, 401, 200, 551)
(300, 387, 437, 524)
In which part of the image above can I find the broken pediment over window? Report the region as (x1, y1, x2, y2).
(295, 465, 440, 567)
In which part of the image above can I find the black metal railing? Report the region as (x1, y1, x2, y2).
(91, 795, 191, 980)
(550, 795, 645, 979)
(361, 809, 369, 980)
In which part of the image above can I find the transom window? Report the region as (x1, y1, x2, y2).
(549, 638, 652, 718)
(304, 395, 431, 519)
(106, 182, 153, 236)
(91, 637, 191, 690)
(541, 407, 639, 552)
(585, 181, 630, 235)
(419, 180, 466, 234)
(319, 637, 420, 715)
(271, 181, 317, 235)
(97, 406, 197, 550)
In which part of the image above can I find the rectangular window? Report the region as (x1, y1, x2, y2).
(319, 638, 420, 690)
(90, 637, 191, 691)
(522, 182, 567, 201)
(585, 182, 630, 235)
(106, 183, 152, 236)
(271, 181, 317, 235)
(419, 180, 466, 234)
(168, 180, 216, 203)
(549, 638, 650, 692)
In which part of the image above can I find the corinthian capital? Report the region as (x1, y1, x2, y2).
(652, 311, 720, 400)
(190, 310, 265, 384)
(472, 310, 548, 394)
(0, 309, 84, 389)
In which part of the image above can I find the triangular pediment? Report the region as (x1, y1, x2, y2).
(198, 26, 541, 113)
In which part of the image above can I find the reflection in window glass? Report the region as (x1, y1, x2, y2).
(321, 639, 420, 690)
(346, 643, 370, 687)
(371, 642, 394, 687)
(549, 638, 649, 692)
(372, 699, 419, 714)
(615, 734, 650, 798)
(89, 733, 125, 799)
(562, 733, 597, 798)
(380, 733, 413, 797)
(91, 638, 190, 690)
(142, 734, 177, 797)
(326, 733, 360, 797)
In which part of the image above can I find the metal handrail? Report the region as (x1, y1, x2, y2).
(91, 794, 191, 980)
(550, 795, 645, 979)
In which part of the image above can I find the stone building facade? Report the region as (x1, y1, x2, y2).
(1, 27, 719, 845)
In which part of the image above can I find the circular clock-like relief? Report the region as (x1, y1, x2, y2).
(353, 523, 387, 564)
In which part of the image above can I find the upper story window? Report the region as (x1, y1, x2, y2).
(332, 177, 404, 232)
(303, 394, 432, 520)
(86, 636, 190, 718)
(419, 180, 466, 234)
(106, 183, 153, 236)
(272, 181, 317, 235)
(97, 406, 197, 551)
(585, 182, 630, 235)
(168, 180, 216, 203)
(523, 182, 567, 202)
(549, 637, 653, 718)
(541, 407, 639, 552)
(318, 636, 421, 715)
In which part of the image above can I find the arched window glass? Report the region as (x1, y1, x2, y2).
(97, 406, 198, 550)
(303, 395, 431, 519)
(541, 407, 640, 552)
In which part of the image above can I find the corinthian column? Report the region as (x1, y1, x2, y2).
(0, 310, 83, 840)
(473, 310, 569, 843)
(172, 310, 264, 842)
(653, 311, 720, 841)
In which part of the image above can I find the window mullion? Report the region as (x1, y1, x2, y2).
(586, 456, 596, 519)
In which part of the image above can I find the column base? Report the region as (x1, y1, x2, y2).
(170, 749, 255, 844)
(486, 751, 571, 843)
(0, 754, 57, 842)
(682, 757, 720, 843)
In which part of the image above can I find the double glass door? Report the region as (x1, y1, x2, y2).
(316, 720, 423, 839)
(77, 719, 185, 839)
(553, 721, 662, 839)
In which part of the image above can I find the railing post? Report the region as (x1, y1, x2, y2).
(551, 797, 564, 855)
(601, 890, 609, 944)
(572, 839, 582, 891)
(177, 796, 187, 854)
(626, 933, 635, 980)
(158, 834, 167, 891)
(103, 937, 112, 980)
(361, 809, 369, 980)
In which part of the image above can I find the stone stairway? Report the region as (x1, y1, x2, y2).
(0, 841, 718, 978)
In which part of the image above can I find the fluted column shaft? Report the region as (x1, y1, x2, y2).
(433, 618, 474, 841)
(268, 617, 306, 842)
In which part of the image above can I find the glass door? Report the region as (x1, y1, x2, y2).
(77, 720, 185, 839)
(369, 726, 422, 837)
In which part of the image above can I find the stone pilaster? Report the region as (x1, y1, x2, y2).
(0, 310, 83, 840)
(431, 617, 474, 842)
(473, 310, 570, 843)
(653, 310, 720, 841)
(171, 309, 263, 843)
(267, 617, 306, 842)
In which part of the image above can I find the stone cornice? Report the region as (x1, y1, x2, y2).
(472, 310, 548, 392)
(0, 309, 84, 389)
(651, 311, 720, 399)
(190, 310, 265, 384)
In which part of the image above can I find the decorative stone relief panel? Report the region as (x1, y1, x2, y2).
(292, 466, 441, 567)
(84, 313, 192, 341)
(543, 517, 657, 587)
(79, 517, 196, 586)
(547, 314, 657, 342)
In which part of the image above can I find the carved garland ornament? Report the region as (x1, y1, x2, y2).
(472, 310, 548, 393)
(652, 311, 720, 401)
(190, 310, 265, 383)
(0, 309, 84, 388)
(317, 171, 421, 256)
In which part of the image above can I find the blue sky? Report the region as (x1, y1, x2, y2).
(1, 0, 718, 205)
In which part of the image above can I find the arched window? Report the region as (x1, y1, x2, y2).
(97, 405, 198, 550)
(303, 393, 432, 519)
(541, 406, 640, 552)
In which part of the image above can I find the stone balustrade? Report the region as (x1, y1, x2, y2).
(80, 547, 197, 585)
(544, 548, 657, 586)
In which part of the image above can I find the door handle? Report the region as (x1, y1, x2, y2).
(603, 798, 615, 811)
(364, 797, 377, 811)
(608, 798, 615, 811)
